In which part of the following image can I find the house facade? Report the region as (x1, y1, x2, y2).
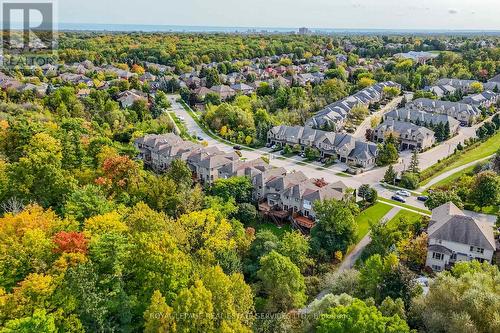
(373, 120, 435, 151)
(408, 98, 481, 126)
(267, 125, 378, 168)
(425, 202, 496, 272)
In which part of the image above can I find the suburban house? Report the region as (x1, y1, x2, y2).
(434, 78, 479, 94)
(117, 89, 148, 108)
(426, 84, 457, 98)
(267, 125, 378, 168)
(210, 85, 236, 100)
(461, 91, 499, 108)
(230, 83, 254, 95)
(373, 120, 435, 151)
(135, 133, 269, 186)
(408, 98, 481, 126)
(425, 202, 496, 272)
(306, 81, 401, 131)
(384, 108, 460, 134)
(258, 170, 350, 231)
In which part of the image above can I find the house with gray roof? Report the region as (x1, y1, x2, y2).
(384, 108, 460, 134)
(408, 98, 481, 126)
(461, 90, 499, 108)
(426, 202, 496, 272)
(394, 51, 438, 64)
(306, 81, 401, 131)
(373, 120, 435, 151)
(267, 125, 378, 168)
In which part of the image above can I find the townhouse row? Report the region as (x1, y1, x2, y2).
(267, 125, 378, 169)
(306, 81, 401, 131)
(134, 133, 350, 232)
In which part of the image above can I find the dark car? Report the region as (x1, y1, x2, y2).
(197, 136, 204, 141)
(417, 196, 429, 202)
(391, 195, 406, 203)
(233, 145, 242, 150)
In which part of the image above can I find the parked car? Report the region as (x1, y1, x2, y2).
(417, 196, 429, 202)
(233, 145, 242, 150)
(299, 153, 306, 158)
(396, 190, 411, 197)
(197, 136, 203, 141)
(391, 195, 406, 203)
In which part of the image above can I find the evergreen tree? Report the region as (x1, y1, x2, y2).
(409, 149, 420, 174)
(383, 165, 398, 185)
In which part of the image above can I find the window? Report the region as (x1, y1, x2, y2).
(432, 265, 442, 271)
(304, 210, 310, 217)
(432, 252, 443, 260)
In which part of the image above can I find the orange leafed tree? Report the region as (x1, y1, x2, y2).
(53, 231, 88, 254)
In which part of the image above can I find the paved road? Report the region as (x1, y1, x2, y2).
(418, 154, 495, 191)
(352, 96, 403, 139)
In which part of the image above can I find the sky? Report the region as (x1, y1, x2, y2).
(55, 0, 500, 31)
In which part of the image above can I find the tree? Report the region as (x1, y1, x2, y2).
(1, 309, 57, 333)
(53, 231, 88, 254)
(383, 165, 398, 185)
(409, 149, 420, 174)
(469, 171, 500, 208)
(470, 81, 484, 94)
(411, 261, 500, 333)
(143, 290, 175, 333)
(316, 298, 410, 333)
(257, 251, 306, 312)
(172, 280, 214, 332)
(359, 254, 419, 307)
(211, 176, 254, 203)
(64, 185, 113, 222)
(205, 68, 221, 88)
(311, 199, 357, 260)
(400, 172, 420, 190)
(377, 141, 399, 166)
(425, 190, 463, 210)
(278, 231, 313, 273)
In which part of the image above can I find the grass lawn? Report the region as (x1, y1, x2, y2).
(387, 210, 423, 228)
(427, 165, 475, 190)
(248, 221, 293, 238)
(378, 197, 431, 215)
(336, 172, 353, 178)
(355, 202, 393, 241)
(420, 131, 500, 186)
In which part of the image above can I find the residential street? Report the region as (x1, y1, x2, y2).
(352, 96, 403, 139)
(168, 94, 497, 225)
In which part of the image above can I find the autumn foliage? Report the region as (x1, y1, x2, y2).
(53, 231, 88, 254)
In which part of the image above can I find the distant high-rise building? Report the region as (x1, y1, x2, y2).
(298, 27, 311, 35)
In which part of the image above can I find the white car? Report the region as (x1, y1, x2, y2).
(396, 190, 411, 197)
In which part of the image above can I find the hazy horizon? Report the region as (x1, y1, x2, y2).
(51, 0, 500, 31)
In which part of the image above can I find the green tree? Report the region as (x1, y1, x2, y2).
(383, 165, 398, 185)
(311, 199, 357, 260)
(400, 172, 420, 190)
(64, 185, 114, 222)
(411, 261, 500, 333)
(469, 171, 500, 208)
(257, 251, 306, 312)
(425, 190, 463, 210)
(278, 231, 313, 273)
(316, 298, 410, 333)
(143, 290, 175, 333)
(211, 176, 254, 203)
(173, 280, 215, 333)
(409, 149, 420, 174)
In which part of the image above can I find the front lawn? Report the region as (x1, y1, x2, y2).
(355, 202, 393, 241)
(387, 210, 423, 228)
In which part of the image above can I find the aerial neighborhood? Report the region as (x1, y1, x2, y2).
(0, 29, 499, 333)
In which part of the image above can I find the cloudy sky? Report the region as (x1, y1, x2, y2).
(57, 0, 499, 30)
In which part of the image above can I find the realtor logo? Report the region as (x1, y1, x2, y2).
(1, 1, 56, 66)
